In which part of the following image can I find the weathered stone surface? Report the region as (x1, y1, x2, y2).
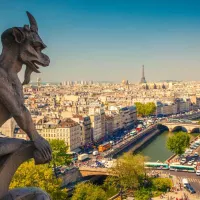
(0, 11, 52, 199)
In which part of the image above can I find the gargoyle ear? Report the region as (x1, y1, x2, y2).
(12, 27, 25, 43)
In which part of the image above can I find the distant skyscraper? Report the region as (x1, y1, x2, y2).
(140, 65, 147, 84)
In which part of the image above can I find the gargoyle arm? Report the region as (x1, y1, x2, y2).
(0, 82, 52, 160)
(0, 82, 40, 141)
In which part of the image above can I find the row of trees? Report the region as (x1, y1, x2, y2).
(134, 102, 156, 117)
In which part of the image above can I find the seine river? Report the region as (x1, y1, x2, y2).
(136, 131, 198, 162)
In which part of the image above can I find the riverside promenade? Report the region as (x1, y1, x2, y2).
(104, 125, 160, 158)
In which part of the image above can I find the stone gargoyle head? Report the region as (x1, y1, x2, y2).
(1, 11, 50, 85)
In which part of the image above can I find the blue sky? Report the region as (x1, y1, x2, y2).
(1, 0, 200, 82)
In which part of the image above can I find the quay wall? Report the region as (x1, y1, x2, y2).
(104, 125, 160, 158)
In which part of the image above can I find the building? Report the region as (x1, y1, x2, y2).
(15, 129, 28, 140)
(90, 114, 102, 142)
(40, 118, 82, 152)
(105, 115, 114, 136)
(0, 118, 16, 138)
(72, 115, 92, 146)
(119, 106, 137, 130)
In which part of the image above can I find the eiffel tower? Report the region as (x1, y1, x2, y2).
(140, 65, 147, 84)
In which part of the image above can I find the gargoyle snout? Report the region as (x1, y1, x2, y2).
(42, 54, 50, 67)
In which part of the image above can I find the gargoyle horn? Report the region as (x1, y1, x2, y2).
(26, 11, 38, 33)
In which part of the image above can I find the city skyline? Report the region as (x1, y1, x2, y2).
(1, 0, 200, 82)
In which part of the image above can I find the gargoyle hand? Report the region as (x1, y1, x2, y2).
(33, 135, 52, 163)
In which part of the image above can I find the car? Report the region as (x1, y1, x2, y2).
(182, 178, 188, 187)
(194, 152, 199, 157)
(186, 149, 193, 153)
(191, 158, 196, 162)
(196, 170, 200, 176)
(187, 161, 193, 165)
(193, 143, 199, 147)
(193, 162, 197, 167)
(180, 158, 187, 164)
(185, 184, 196, 194)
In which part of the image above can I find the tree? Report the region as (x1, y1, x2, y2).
(135, 102, 145, 116)
(152, 178, 172, 192)
(166, 132, 190, 155)
(48, 139, 71, 166)
(106, 153, 147, 190)
(71, 182, 107, 200)
(144, 102, 156, 116)
(134, 188, 152, 200)
(135, 102, 156, 117)
(10, 160, 67, 200)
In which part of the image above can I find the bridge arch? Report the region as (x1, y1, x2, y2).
(190, 128, 200, 133)
(157, 124, 169, 131)
(171, 126, 188, 133)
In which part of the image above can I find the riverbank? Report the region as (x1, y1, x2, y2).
(104, 125, 160, 158)
(134, 130, 173, 162)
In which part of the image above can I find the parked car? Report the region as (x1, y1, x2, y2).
(194, 152, 199, 157)
(192, 143, 199, 147)
(190, 146, 197, 150)
(185, 184, 196, 194)
(196, 170, 200, 176)
(180, 158, 187, 164)
(185, 149, 193, 153)
(193, 162, 197, 167)
(187, 161, 193, 165)
(182, 178, 188, 187)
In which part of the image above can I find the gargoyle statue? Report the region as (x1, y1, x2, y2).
(0, 12, 52, 199)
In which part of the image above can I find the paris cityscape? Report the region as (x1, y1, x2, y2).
(1, 1, 200, 200)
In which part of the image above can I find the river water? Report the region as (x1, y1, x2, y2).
(137, 131, 198, 162)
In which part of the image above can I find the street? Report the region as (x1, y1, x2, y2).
(162, 170, 200, 193)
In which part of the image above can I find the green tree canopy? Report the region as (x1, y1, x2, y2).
(134, 188, 152, 200)
(106, 153, 147, 190)
(71, 182, 107, 200)
(10, 160, 67, 200)
(135, 102, 156, 117)
(166, 132, 190, 155)
(48, 139, 71, 166)
(152, 178, 172, 192)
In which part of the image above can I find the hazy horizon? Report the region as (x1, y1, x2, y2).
(1, 0, 200, 82)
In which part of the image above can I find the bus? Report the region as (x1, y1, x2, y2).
(98, 142, 112, 152)
(144, 162, 169, 170)
(169, 164, 196, 172)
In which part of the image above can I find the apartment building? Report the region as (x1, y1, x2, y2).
(0, 118, 16, 138)
(90, 114, 102, 142)
(119, 106, 137, 130)
(105, 115, 114, 136)
(72, 115, 92, 145)
(39, 118, 82, 152)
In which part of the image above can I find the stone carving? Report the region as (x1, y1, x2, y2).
(0, 12, 52, 199)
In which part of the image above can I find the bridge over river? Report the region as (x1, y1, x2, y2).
(79, 167, 110, 177)
(161, 122, 200, 133)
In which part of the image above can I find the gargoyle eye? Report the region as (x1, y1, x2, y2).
(33, 42, 44, 51)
